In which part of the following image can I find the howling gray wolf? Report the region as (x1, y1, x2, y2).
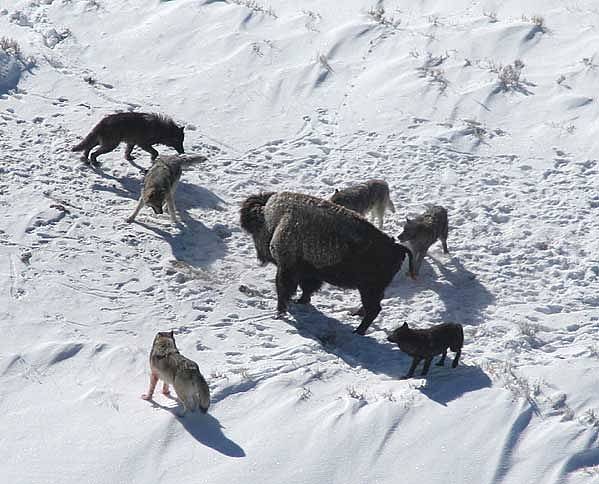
(127, 156, 182, 223)
(397, 205, 449, 275)
(330, 179, 396, 229)
(240, 191, 414, 335)
(72, 112, 185, 164)
(387, 322, 463, 378)
(142, 331, 210, 416)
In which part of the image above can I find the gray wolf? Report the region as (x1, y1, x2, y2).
(141, 331, 210, 415)
(240, 191, 414, 335)
(387, 322, 463, 378)
(397, 205, 448, 275)
(330, 179, 396, 229)
(127, 155, 182, 223)
(72, 112, 185, 164)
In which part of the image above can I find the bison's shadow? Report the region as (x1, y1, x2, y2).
(386, 254, 494, 326)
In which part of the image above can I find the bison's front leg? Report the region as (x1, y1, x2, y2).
(275, 266, 299, 316)
(353, 289, 383, 335)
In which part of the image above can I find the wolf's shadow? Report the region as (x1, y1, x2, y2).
(135, 210, 227, 268)
(416, 364, 492, 406)
(386, 254, 495, 326)
(91, 170, 227, 267)
(149, 400, 245, 457)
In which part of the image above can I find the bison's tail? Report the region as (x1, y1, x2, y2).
(240, 192, 276, 234)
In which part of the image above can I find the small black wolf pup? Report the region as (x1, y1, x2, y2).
(387, 322, 463, 378)
(72, 112, 185, 164)
(397, 205, 449, 275)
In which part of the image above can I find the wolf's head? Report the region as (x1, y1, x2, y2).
(144, 188, 166, 214)
(397, 217, 422, 242)
(387, 322, 411, 343)
(166, 126, 185, 154)
(152, 330, 178, 352)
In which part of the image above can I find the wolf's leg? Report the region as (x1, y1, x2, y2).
(404, 357, 421, 379)
(421, 357, 433, 376)
(139, 144, 159, 161)
(441, 237, 449, 254)
(414, 252, 426, 275)
(436, 349, 447, 366)
(141, 372, 159, 400)
(126, 197, 145, 223)
(452, 348, 461, 368)
(275, 266, 299, 315)
(441, 220, 449, 253)
(296, 277, 322, 304)
(124, 143, 135, 161)
(90, 142, 119, 164)
(354, 289, 383, 335)
(375, 205, 385, 229)
(82, 143, 97, 162)
(166, 192, 178, 223)
(162, 381, 171, 396)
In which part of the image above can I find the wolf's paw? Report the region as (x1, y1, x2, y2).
(126, 217, 135, 224)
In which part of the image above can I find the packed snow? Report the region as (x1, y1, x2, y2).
(1, 1, 598, 483)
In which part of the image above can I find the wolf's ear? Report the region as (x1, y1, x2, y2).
(334, 188, 339, 194)
(179, 126, 184, 133)
(169, 330, 174, 338)
(405, 217, 410, 222)
(402, 322, 409, 329)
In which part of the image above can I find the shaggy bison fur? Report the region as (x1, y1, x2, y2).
(240, 191, 414, 335)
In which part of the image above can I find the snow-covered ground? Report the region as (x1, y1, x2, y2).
(1, 1, 598, 483)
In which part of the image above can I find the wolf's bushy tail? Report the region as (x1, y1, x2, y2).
(240, 192, 275, 234)
(71, 129, 98, 152)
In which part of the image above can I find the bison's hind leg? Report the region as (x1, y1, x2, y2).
(436, 349, 447, 366)
(296, 276, 322, 305)
(452, 348, 461, 368)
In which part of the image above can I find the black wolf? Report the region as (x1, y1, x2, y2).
(397, 205, 449, 275)
(72, 112, 185, 164)
(240, 191, 414, 335)
(387, 322, 463, 378)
